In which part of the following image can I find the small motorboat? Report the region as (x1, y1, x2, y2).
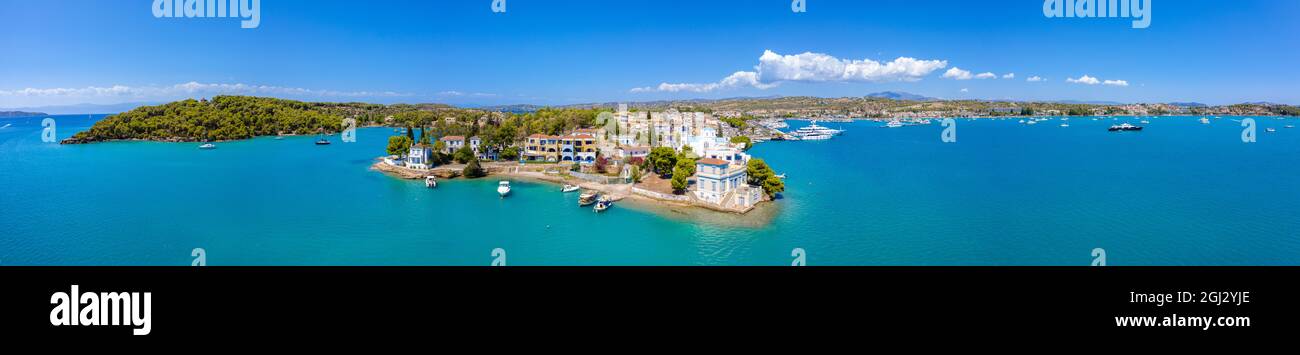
(274, 136, 285, 140)
(1060, 123, 1070, 127)
(315, 138, 331, 145)
(593, 198, 612, 213)
(562, 184, 581, 193)
(775, 173, 787, 180)
(425, 176, 437, 188)
(1265, 128, 1277, 133)
(497, 181, 511, 197)
(199, 143, 216, 150)
(1108, 123, 1143, 132)
(1285, 125, 1295, 129)
(1140, 120, 1151, 124)
(578, 192, 599, 207)
(1200, 117, 1211, 124)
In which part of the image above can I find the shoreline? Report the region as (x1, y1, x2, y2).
(371, 159, 777, 225)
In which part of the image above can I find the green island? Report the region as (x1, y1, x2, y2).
(0, 111, 47, 118)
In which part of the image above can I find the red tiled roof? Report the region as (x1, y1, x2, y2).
(440, 136, 465, 141)
(697, 158, 729, 166)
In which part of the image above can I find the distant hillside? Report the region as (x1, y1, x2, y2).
(865, 91, 937, 101)
(0, 111, 47, 118)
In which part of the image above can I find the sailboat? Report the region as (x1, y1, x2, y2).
(315, 127, 331, 145)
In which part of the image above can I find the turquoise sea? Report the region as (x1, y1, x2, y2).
(1, 115, 1298, 265)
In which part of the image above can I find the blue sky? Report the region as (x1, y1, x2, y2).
(2, 0, 1297, 109)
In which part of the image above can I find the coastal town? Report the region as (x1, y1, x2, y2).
(373, 104, 782, 214)
(55, 94, 1299, 216)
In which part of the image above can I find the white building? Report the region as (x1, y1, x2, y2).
(694, 158, 762, 209)
(406, 144, 435, 170)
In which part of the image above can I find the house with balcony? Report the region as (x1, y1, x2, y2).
(405, 144, 435, 170)
(525, 134, 560, 162)
(694, 158, 761, 209)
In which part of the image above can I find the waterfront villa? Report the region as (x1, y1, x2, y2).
(694, 158, 762, 209)
(440, 136, 466, 154)
(525, 131, 599, 164)
(406, 144, 435, 170)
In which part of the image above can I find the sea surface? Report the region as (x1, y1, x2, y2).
(1, 115, 1297, 265)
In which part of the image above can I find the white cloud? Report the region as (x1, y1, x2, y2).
(437, 91, 497, 97)
(632, 50, 948, 93)
(0, 81, 414, 107)
(1026, 76, 1045, 82)
(960, 88, 969, 93)
(1002, 73, 1016, 79)
(943, 67, 973, 80)
(1067, 75, 1102, 85)
(1066, 75, 1129, 87)
(943, 67, 999, 80)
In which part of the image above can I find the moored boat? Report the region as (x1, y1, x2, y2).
(199, 143, 216, 150)
(593, 197, 612, 212)
(562, 184, 580, 193)
(425, 176, 437, 188)
(578, 192, 599, 206)
(1108, 123, 1143, 132)
(315, 138, 331, 145)
(497, 181, 511, 197)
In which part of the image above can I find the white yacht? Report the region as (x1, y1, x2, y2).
(198, 143, 216, 150)
(1200, 117, 1211, 124)
(562, 184, 580, 193)
(792, 121, 844, 136)
(800, 133, 833, 140)
(885, 120, 905, 128)
(497, 181, 511, 197)
(425, 176, 437, 188)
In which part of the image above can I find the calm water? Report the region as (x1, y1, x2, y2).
(1, 115, 1297, 265)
